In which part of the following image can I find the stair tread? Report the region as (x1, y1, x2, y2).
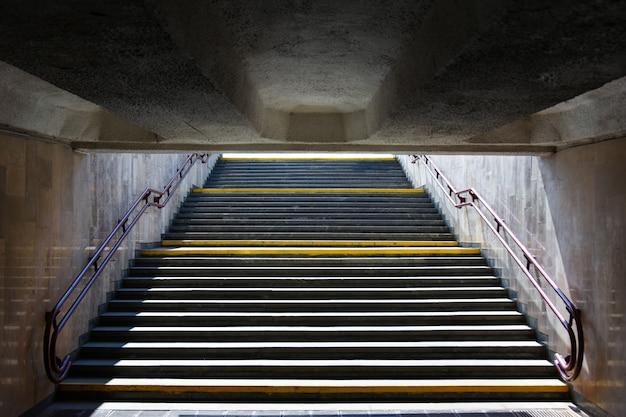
(160, 240, 461, 247)
(82, 340, 543, 348)
(108, 298, 514, 303)
(122, 275, 498, 280)
(73, 359, 555, 367)
(101, 311, 522, 317)
(92, 325, 533, 331)
(140, 247, 479, 256)
(60, 377, 569, 390)
(117, 287, 506, 292)
(192, 188, 422, 193)
(129, 266, 493, 270)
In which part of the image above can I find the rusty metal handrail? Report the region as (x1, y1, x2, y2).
(410, 155, 583, 381)
(44, 153, 209, 383)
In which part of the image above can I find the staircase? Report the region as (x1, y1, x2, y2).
(58, 156, 570, 403)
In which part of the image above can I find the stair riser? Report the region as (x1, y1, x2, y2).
(167, 226, 451, 233)
(127, 267, 494, 277)
(206, 169, 409, 174)
(207, 165, 405, 171)
(182, 195, 433, 202)
(186, 192, 430, 197)
(89, 330, 536, 342)
(97, 315, 526, 327)
(113, 289, 509, 300)
(79, 346, 545, 360)
(177, 204, 438, 211)
(204, 180, 412, 186)
(172, 217, 445, 225)
(131, 258, 488, 267)
(56, 388, 571, 403)
(162, 233, 457, 241)
(58, 388, 571, 404)
(69, 365, 557, 379)
(121, 277, 503, 288)
(179, 205, 438, 212)
(106, 300, 519, 312)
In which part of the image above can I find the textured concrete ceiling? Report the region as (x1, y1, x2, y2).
(0, 0, 624, 153)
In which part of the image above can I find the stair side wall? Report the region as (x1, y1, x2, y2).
(398, 139, 626, 417)
(0, 133, 218, 417)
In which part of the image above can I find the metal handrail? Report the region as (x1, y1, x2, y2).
(410, 155, 583, 381)
(44, 153, 209, 383)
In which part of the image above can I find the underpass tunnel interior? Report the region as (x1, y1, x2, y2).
(0, 1, 625, 416)
(1, 0, 625, 152)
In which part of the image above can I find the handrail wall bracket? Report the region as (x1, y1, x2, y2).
(43, 153, 209, 383)
(409, 155, 583, 382)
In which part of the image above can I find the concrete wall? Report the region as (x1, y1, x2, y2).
(398, 138, 626, 417)
(0, 133, 217, 417)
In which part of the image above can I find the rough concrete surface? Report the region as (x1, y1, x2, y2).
(0, 0, 624, 151)
(0, 137, 217, 417)
(399, 138, 626, 417)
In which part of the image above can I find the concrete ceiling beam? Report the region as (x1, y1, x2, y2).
(0, 62, 162, 148)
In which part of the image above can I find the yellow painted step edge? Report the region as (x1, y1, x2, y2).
(161, 240, 459, 248)
(60, 379, 569, 394)
(192, 188, 425, 194)
(141, 247, 481, 257)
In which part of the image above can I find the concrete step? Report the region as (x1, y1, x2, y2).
(204, 177, 411, 183)
(206, 162, 407, 173)
(126, 265, 495, 277)
(88, 324, 536, 342)
(68, 358, 558, 379)
(203, 184, 415, 190)
(78, 340, 546, 360)
(97, 310, 527, 327)
(42, 400, 588, 415)
(171, 216, 445, 225)
(158, 239, 462, 247)
(120, 275, 502, 288)
(106, 298, 520, 313)
(192, 188, 423, 194)
(112, 286, 509, 300)
(173, 212, 442, 221)
(105, 296, 520, 313)
(183, 193, 433, 201)
(130, 256, 488, 268)
(139, 246, 482, 258)
(57, 378, 571, 402)
(205, 169, 410, 175)
(206, 168, 408, 173)
(207, 169, 410, 174)
(176, 207, 440, 216)
(207, 167, 410, 174)
(162, 232, 457, 241)
(166, 224, 452, 234)
(204, 180, 412, 187)
(180, 200, 437, 209)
